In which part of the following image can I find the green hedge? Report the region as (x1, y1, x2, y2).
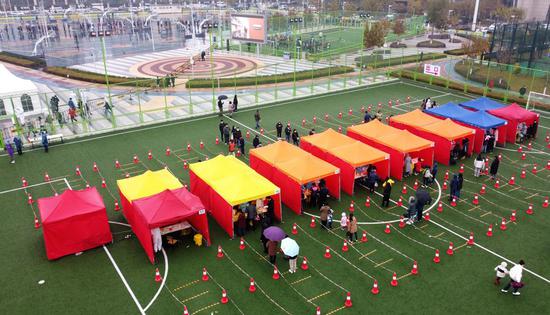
(44, 67, 154, 87)
(185, 66, 355, 88)
(444, 48, 466, 55)
(355, 53, 447, 69)
(392, 69, 550, 110)
(0, 51, 46, 69)
(416, 40, 446, 48)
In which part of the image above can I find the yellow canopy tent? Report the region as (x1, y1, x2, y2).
(117, 169, 183, 203)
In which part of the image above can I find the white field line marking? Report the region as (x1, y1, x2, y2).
(107, 220, 168, 312)
(63, 178, 72, 190)
(223, 114, 276, 142)
(103, 245, 146, 315)
(391, 93, 452, 113)
(0, 81, 401, 157)
(0, 178, 65, 195)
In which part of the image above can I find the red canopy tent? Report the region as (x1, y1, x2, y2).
(389, 110, 476, 165)
(131, 188, 210, 263)
(347, 120, 435, 181)
(37, 187, 112, 260)
(300, 128, 390, 195)
(488, 103, 540, 143)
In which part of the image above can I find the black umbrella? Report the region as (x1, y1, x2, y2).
(218, 95, 228, 100)
(415, 188, 431, 205)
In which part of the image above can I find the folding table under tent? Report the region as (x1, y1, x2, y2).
(389, 109, 476, 166)
(488, 103, 540, 143)
(131, 188, 210, 263)
(460, 97, 505, 111)
(347, 120, 435, 181)
(300, 128, 390, 195)
(426, 102, 508, 150)
(37, 187, 112, 260)
(189, 155, 282, 238)
(249, 141, 341, 214)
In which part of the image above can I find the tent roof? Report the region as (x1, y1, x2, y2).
(389, 109, 442, 127)
(132, 188, 204, 228)
(488, 103, 539, 122)
(427, 102, 507, 129)
(347, 120, 434, 153)
(419, 118, 476, 140)
(250, 141, 340, 184)
(117, 169, 183, 202)
(301, 128, 389, 167)
(38, 187, 105, 223)
(189, 155, 280, 205)
(460, 97, 505, 111)
(0, 64, 39, 96)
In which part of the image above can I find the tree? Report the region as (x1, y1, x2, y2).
(361, 0, 391, 12)
(363, 22, 386, 49)
(408, 0, 428, 15)
(392, 19, 405, 43)
(426, 0, 449, 42)
(461, 37, 489, 58)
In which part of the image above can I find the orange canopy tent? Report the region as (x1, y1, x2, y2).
(389, 109, 476, 165)
(249, 141, 341, 213)
(347, 120, 434, 180)
(300, 128, 390, 195)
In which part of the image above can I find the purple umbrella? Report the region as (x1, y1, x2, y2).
(263, 226, 286, 241)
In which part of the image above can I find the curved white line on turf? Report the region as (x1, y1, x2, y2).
(108, 221, 169, 312)
(497, 147, 550, 155)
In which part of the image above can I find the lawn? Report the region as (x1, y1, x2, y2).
(1, 80, 549, 314)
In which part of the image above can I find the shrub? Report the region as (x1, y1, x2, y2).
(389, 42, 407, 48)
(185, 66, 354, 88)
(355, 53, 447, 68)
(0, 51, 46, 69)
(44, 67, 153, 87)
(416, 40, 446, 48)
(428, 34, 450, 39)
(444, 48, 466, 55)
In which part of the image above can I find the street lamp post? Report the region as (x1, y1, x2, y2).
(145, 13, 158, 51)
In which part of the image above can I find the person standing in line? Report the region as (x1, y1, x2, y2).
(404, 154, 412, 178)
(288, 253, 298, 274)
(381, 178, 394, 207)
(431, 162, 438, 181)
(41, 130, 49, 153)
(406, 196, 417, 224)
(218, 120, 225, 140)
(5, 142, 15, 164)
(502, 260, 525, 296)
(363, 111, 371, 123)
(457, 173, 464, 198)
(267, 240, 278, 264)
(252, 135, 261, 148)
(449, 174, 459, 201)
(233, 94, 238, 112)
(284, 123, 292, 142)
(223, 124, 230, 145)
(13, 136, 23, 155)
(254, 110, 261, 129)
(291, 129, 300, 146)
(473, 154, 485, 177)
(245, 202, 257, 231)
(217, 99, 223, 116)
(238, 136, 245, 156)
(228, 139, 236, 155)
(347, 213, 358, 243)
(319, 203, 330, 230)
(275, 121, 283, 138)
(489, 156, 500, 180)
(494, 262, 509, 285)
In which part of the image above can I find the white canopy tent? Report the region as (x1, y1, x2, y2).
(0, 64, 45, 123)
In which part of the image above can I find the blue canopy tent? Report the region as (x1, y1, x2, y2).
(460, 97, 505, 111)
(426, 102, 508, 151)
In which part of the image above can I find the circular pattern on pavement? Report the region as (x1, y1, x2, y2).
(136, 56, 258, 78)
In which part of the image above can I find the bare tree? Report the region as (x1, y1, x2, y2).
(392, 19, 405, 43)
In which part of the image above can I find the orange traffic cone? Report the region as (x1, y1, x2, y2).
(200, 141, 204, 150)
(413, 180, 419, 190)
(292, 223, 298, 235)
(202, 267, 209, 281)
(217, 245, 224, 258)
(313, 116, 317, 124)
(75, 166, 81, 176)
(402, 185, 407, 194)
(364, 196, 371, 207)
(187, 143, 191, 152)
(101, 178, 106, 188)
(450, 197, 457, 207)
(520, 169, 526, 178)
(349, 201, 354, 213)
(315, 307, 321, 315)
(215, 137, 220, 145)
(480, 184, 486, 195)
(467, 232, 475, 246)
(459, 164, 464, 173)
(344, 292, 353, 307)
(444, 170, 449, 180)
(34, 216, 40, 229)
(528, 142, 532, 150)
(220, 289, 228, 304)
(472, 194, 479, 205)
(342, 240, 349, 252)
(44, 173, 50, 182)
(154, 268, 162, 282)
(246, 130, 250, 139)
(27, 193, 34, 205)
(148, 151, 152, 160)
(390, 272, 398, 287)
(521, 153, 526, 160)
(115, 160, 120, 168)
(437, 202, 443, 212)
(325, 113, 330, 121)
(433, 249, 441, 263)
(424, 212, 430, 221)
(397, 197, 403, 207)
(239, 237, 246, 250)
(510, 210, 517, 222)
(399, 216, 406, 228)
(547, 160, 550, 170)
(509, 176, 515, 185)
(272, 265, 280, 280)
(236, 150, 241, 157)
(442, 181, 448, 190)
(500, 218, 507, 231)
(183, 161, 189, 169)
(114, 201, 120, 211)
(526, 204, 534, 215)
(371, 280, 380, 295)
(166, 146, 171, 155)
(133, 155, 139, 164)
(348, 108, 353, 116)
(301, 257, 309, 270)
(249, 278, 256, 293)
(85, 182, 90, 188)
(310, 216, 316, 228)
(518, 146, 523, 153)
(125, 172, 130, 178)
(361, 231, 368, 243)
(324, 247, 332, 259)
(384, 224, 391, 234)
(446, 242, 454, 256)
(302, 118, 306, 127)
(486, 224, 493, 237)
(411, 261, 418, 275)
(494, 180, 500, 189)
(183, 305, 190, 315)
(543, 197, 549, 208)
(21, 177, 28, 187)
(260, 128, 264, 135)
(532, 164, 538, 174)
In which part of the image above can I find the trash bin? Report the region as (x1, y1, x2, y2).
(194, 233, 203, 246)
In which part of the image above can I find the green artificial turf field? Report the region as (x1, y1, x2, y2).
(1, 80, 549, 314)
